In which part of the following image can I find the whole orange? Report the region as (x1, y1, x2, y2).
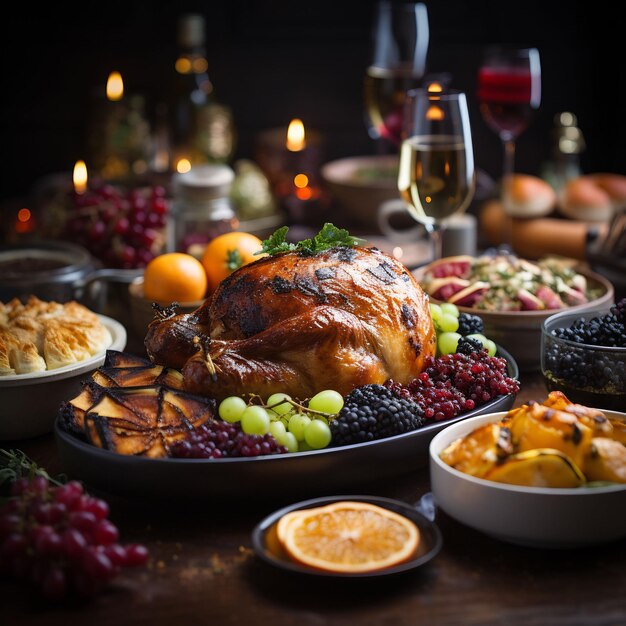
(201, 231, 265, 292)
(143, 252, 208, 303)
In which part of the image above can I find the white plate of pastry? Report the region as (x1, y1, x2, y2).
(0, 296, 126, 439)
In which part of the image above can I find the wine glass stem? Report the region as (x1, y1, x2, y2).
(501, 138, 516, 249)
(428, 223, 443, 261)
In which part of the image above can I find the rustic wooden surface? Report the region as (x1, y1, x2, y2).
(3, 367, 625, 625)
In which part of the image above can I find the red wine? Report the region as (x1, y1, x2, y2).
(477, 67, 539, 139)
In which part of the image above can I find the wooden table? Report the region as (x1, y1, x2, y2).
(3, 368, 626, 625)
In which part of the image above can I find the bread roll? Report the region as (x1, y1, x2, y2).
(502, 174, 557, 218)
(558, 174, 626, 222)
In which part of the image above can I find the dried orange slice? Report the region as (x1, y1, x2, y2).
(279, 501, 420, 573)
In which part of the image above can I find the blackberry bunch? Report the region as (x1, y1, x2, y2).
(544, 298, 626, 394)
(551, 299, 626, 347)
(457, 336, 485, 355)
(169, 420, 287, 458)
(329, 385, 424, 447)
(457, 312, 484, 336)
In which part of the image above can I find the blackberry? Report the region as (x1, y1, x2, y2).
(457, 312, 484, 336)
(457, 336, 485, 355)
(330, 384, 424, 447)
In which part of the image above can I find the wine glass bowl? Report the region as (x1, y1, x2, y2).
(476, 46, 541, 243)
(398, 87, 475, 260)
(477, 46, 541, 142)
(364, 1, 429, 148)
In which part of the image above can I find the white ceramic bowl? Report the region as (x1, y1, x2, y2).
(320, 155, 400, 228)
(429, 410, 626, 548)
(0, 315, 127, 440)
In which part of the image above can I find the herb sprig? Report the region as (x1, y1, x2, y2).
(0, 448, 65, 500)
(256, 223, 366, 257)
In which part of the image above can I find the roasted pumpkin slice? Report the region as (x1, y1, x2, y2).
(607, 417, 626, 446)
(58, 381, 104, 436)
(507, 402, 593, 468)
(584, 437, 626, 484)
(156, 368, 184, 389)
(162, 388, 215, 426)
(484, 448, 586, 488)
(103, 350, 152, 368)
(96, 365, 165, 388)
(86, 413, 160, 456)
(440, 422, 512, 477)
(542, 391, 612, 436)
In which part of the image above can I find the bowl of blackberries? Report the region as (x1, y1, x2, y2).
(541, 298, 626, 411)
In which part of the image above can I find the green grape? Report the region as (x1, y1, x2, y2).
(269, 420, 287, 441)
(298, 440, 314, 451)
(308, 389, 344, 415)
(282, 431, 299, 453)
(240, 405, 270, 435)
(440, 303, 459, 317)
(485, 338, 497, 357)
(266, 392, 293, 417)
(288, 413, 311, 441)
(429, 303, 442, 323)
(304, 419, 332, 449)
(438, 331, 461, 355)
(218, 396, 247, 423)
(438, 312, 460, 333)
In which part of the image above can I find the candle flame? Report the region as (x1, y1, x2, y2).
(176, 158, 192, 173)
(106, 71, 124, 101)
(73, 160, 88, 194)
(294, 173, 309, 188)
(426, 105, 444, 121)
(286, 119, 306, 152)
(427, 82, 443, 93)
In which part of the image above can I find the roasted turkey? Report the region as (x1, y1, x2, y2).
(144, 245, 436, 401)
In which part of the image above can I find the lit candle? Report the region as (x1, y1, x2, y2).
(286, 118, 306, 152)
(106, 71, 124, 101)
(73, 160, 88, 195)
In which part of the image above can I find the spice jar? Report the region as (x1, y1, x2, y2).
(167, 164, 239, 255)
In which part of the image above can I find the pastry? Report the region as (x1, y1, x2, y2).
(0, 296, 111, 375)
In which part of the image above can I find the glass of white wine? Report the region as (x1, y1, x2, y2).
(398, 87, 475, 261)
(364, 1, 429, 150)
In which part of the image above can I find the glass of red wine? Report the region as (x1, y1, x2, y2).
(477, 46, 541, 245)
(364, 1, 430, 151)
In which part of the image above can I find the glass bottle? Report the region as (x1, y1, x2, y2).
(167, 164, 239, 257)
(170, 14, 236, 171)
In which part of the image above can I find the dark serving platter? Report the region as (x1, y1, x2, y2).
(54, 346, 519, 502)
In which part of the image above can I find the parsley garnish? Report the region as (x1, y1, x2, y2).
(256, 223, 366, 256)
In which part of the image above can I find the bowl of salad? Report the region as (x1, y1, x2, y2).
(414, 253, 614, 371)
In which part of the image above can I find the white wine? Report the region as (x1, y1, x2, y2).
(398, 135, 474, 224)
(364, 65, 422, 145)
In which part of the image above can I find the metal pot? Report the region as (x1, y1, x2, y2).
(0, 240, 141, 312)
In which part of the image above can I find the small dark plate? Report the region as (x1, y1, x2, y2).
(251, 494, 443, 578)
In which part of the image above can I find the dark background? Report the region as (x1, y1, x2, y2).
(1, 0, 624, 204)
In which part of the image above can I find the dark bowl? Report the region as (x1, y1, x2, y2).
(54, 346, 519, 503)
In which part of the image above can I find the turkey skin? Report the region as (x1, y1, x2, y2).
(144, 246, 436, 401)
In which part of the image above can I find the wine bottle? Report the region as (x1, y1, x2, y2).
(169, 14, 236, 171)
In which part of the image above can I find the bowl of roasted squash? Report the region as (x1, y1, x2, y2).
(429, 391, 626, 548)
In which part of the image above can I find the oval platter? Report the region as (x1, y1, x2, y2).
(54, 346, 519, 503)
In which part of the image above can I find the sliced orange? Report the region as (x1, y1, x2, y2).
(279, 501, 420, 573)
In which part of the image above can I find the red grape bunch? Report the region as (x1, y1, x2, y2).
(0, 476, 149, 602)
(63, 183, 169, 269)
